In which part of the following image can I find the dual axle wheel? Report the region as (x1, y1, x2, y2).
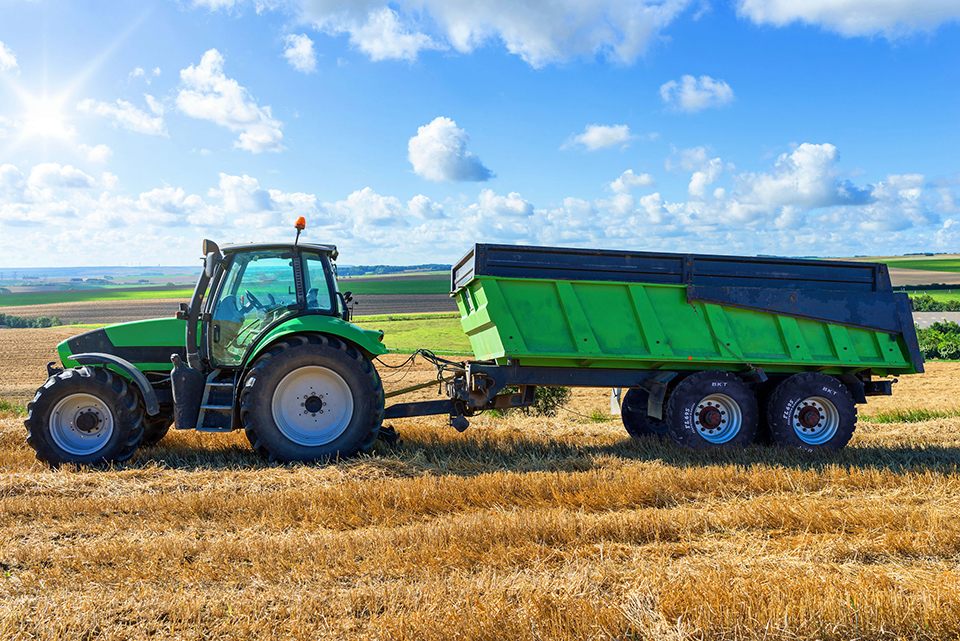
(621, 371, 857, 451)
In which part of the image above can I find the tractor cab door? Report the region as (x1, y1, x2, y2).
(208, 250, 301, 367)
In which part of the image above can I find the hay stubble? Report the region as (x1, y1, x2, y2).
(1, 356, 959, 639)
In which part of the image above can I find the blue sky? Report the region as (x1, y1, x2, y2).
(0, 0, 958, 267)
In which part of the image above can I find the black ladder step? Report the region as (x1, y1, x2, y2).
(201, 404, 233, 411)
(206, 382, 234, 387)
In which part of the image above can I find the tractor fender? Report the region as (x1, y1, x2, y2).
(247, 316, 387, 363)
(69, 352, 161, 416)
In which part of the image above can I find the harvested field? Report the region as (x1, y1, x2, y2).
(0, 327, 86, 404)
(1, 329, 960, 638)
(0, 293, 456, 326)
(889, 268, 960, 286)
(0, 299, 183, 325)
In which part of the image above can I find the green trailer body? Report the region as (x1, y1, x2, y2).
(452, 244, 923, 378)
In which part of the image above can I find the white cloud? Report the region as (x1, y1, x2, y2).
(295, 0, 694, 67)
(129, 67, 145, 80)
(176, 49, 284, 153)
(0, 116, 11, 139)
(408, 194, 445, 219)
(145, 95, 165, 116)
(28, 163, 96, 190)
(408, 116, 492, 183)
(102, 172, 120, 191)
(477, 189, 534, 217)
(77, 98, 167, 136)
(284, 33, 318, 73)
(734, 143, 870, 212)
(737, 0, 960, 37)
(329, 187, 410, 227)
(80, 144, 113, 164)
(348, 8, 444, 62)
(660, 75, 734, 113)
(193, 0, 239, 10)
(610, 169, 656, 193)
(137, 187, 208, 226)
(563, 124, 633, 151)
(0, 41, 18, 74)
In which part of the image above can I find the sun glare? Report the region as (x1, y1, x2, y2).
(21, 94, 74, 140)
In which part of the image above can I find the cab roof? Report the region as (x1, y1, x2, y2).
(221, 242, 338, 260)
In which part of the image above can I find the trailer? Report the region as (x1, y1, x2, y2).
(390, 244, 923, 451)
(24, 226, 924, 467)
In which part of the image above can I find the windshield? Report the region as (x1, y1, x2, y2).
(210, 250, 298, 366)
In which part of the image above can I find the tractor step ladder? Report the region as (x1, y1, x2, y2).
(196, 370, 237, 432)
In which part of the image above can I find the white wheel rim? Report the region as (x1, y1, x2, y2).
(694, 393, 742, 443)
(49, 393, 115, 456)
(271, 366, 354, 447)
(792, 396, 840, 445)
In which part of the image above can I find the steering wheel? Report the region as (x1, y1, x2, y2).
(243, 290, 265, 311)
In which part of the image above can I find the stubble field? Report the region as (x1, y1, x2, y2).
(1, 329, 959, 639)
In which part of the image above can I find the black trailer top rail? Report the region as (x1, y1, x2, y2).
(452, 244, 892, 295)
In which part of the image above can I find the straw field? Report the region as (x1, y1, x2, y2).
(1, 350, 959, 639)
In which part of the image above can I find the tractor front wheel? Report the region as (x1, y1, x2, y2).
(240, 335, 384, 463)
(24, 366, 145, 467)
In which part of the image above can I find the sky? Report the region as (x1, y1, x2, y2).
(0, 0, 958, 268)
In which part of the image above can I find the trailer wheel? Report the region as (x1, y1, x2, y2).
(621, 388, 670, 438)
(24, 366, 145, 467)
(665, 370, 758, 449)
(240, 334, 384, 463)
(766, 373, 856, 451)
(141, 417, 172, 447)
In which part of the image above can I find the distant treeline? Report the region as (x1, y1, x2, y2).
(0, 313, 62, 329)
(918, 321, 960, 360)
(910, 294, 960, 312)
(339, 264, 450, 277)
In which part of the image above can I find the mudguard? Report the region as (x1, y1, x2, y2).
(247, 315, 387, 364)
(68, 352, 161, 416)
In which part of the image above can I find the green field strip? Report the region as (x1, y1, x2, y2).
(884, 258, 960, 272)
(0, 288, 195, 307)
(339, 277, 449, 295)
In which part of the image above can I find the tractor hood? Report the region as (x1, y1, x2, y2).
(58, 317, 189, 372)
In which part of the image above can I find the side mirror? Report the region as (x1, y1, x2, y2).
(343, 291, 353, 303)
(204, 252, 219, 278)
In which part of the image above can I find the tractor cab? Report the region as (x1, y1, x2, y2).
(199, 241, 346, 369)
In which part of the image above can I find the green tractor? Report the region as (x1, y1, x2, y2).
(26, 220, 390, 466)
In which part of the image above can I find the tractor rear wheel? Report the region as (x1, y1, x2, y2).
(765, 373, 856, 451)
(24, 366, 145, 467)
(621, 388, 670, 438)
(240, 334, 384, 463)
(665, 370, 758, 449)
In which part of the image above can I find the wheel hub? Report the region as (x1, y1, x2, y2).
(698, 405, 723, 429)
(693, 394, 741, 444)
(791, 396, 840, 445)
(797, 405, 822, 429)
(303, 394, 324, 414)
(48, 393, 115, 457)
(272, 366, 355, 447)
(74, 410, 102, 433)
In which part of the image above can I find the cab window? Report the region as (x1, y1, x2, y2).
(210, 250, 298, 366)
(303, 252, 334, 312)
